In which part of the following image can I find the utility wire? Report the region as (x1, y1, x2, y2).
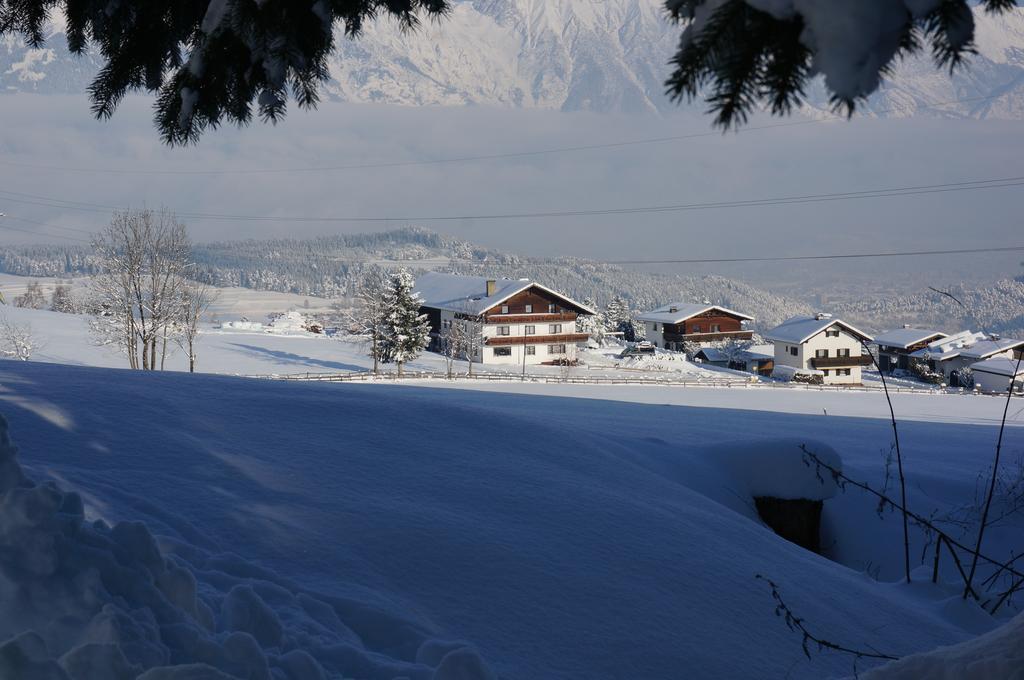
(0, 94, 1004, 177)
(2, 174, 1022, 224)
(0, 210, 1020, 266)
(602, 245, 1024, 265)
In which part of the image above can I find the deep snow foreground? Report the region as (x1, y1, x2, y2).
(0, 416, 495, 679)
(0, 362, 1022, 678)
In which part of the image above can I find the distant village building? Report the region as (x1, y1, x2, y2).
(693, 345, 774, 376)
(637, 303, 753, 351)
(766, 314, 872, 385)
(908, 331, 1024, 386)
(970, 358, 1024, 394)
(415, 273, 595, 366)
(873, 327, 948, 372)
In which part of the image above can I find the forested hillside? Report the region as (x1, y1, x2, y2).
(2, 227, 1022, 335)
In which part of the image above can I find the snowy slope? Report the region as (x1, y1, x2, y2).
(3, 2, 1023, 118)
(2, 360, 1022, 678)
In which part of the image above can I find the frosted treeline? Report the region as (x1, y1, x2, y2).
(2, 227, 1022, 335)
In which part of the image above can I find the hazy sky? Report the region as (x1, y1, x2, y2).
(0, 94, 1022, 291)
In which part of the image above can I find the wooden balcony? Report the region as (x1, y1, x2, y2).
(663, 330, 754, 343)
(485, 333, 590, 346)
(485, 312, 577, 324)
(811, 355, 872, 369)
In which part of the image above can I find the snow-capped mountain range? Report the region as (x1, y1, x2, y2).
(2, 0, 1024, 118)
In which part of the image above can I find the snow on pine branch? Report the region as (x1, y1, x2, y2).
(665, 0, 1019, 127)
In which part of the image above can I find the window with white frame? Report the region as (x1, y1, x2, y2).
(494, 347, 512, 357)
(826, 328, 840, 338)
(548, 344, 566, 354)
(838, 368, 851, 376)
(500, 305, 509, 314)
(497, 326, 510, 336)
(815, 349, 829, 358)
(711, 324, 721, 332)
(549, 324, 562, 334)
(548, 303, 556, 313)
(525, 346, 536, 355)
(525, 304, 533, 313)
(837, 348, 850, 357)
(524, 325, 536, 335)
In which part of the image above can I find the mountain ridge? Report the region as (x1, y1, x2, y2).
(3, 1, 1024, 119)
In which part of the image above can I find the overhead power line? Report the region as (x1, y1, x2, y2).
(0, 210, 1020, 267)
(2, 174, 1022, 224)
(0, 94, 1004, 177)
(603, 245, 1024, 265)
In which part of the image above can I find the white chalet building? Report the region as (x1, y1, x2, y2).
(415, 272, 595, 366)
(766, 314, 873, 385)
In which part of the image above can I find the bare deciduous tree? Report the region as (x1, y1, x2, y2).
(0, 316, 37, 361)
(90, 208, 192, 370)
(13, 281, 46, 310)
(352, 268, 391, 375)
(174, 281, 217, 373)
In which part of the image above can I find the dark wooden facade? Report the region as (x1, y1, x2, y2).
(655, 309, 752, 347)
(482, 288, 585, 322)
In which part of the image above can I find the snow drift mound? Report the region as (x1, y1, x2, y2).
(859, 610, 1024, 679)
(0, 415, 494, 680)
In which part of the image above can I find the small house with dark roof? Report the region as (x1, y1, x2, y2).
(873, 327, 948, 372)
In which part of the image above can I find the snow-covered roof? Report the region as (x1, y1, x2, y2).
(873, 328, 947, 350)
(695, 347, 728, 362)
(765, 315, 872, 345)
(740, 345, 774, 361)
(907, 330, 983, 361)
(636, 302, 753, 324)
(907, 331, 1019, 362)
(970, 357, 1024, 377)
(960, 338, 1024, 360)
(414, 272, 595, 316)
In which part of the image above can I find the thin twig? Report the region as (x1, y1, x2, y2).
(756, 575, 898, 665)
(800, 446, 1024, 586)
(930, 286, 1024, 599)
(861, 340, 911, 583)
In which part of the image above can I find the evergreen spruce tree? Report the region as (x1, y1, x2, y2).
(382, 269, 430, 377)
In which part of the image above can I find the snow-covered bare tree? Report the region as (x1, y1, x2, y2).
(352, 268, 391, 375)
(439, 319, 464, 379)
(13, 281, 45, 309)
(719, 336, 754, 367)
(381, 269, 430, 377)
(174, 281, 217, 373)
(666, 0, 1019, 128)
(576, 297, 601, 344)
(0, 315, 37, 361)
(90, 208, 192, 370)
(50, 283, 77, 313)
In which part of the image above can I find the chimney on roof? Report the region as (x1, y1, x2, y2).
(486, 279, 496, 297)
(815, 312, 833, 321)
(669, 306, 678, 313)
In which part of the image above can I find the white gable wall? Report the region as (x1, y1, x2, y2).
(772, 324, 865, 385)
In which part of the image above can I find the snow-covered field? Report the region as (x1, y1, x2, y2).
(0, 302, 740, 382)
(1, 288, 1024, 678)
(0, 356, 1022, 678)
